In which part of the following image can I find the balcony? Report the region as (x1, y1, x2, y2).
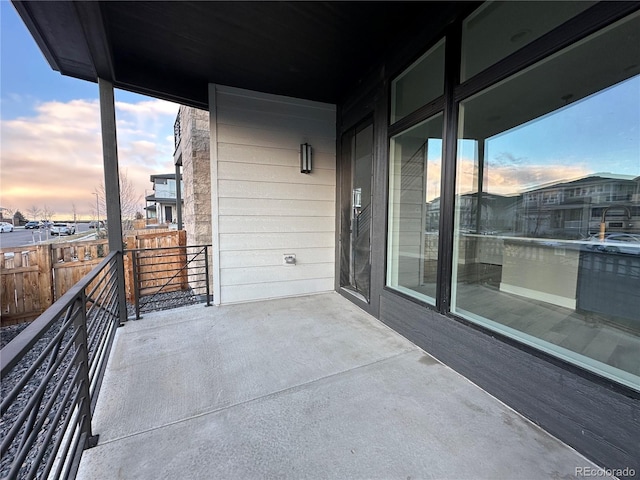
(173, 112, 181, 154)
(66, 293, 605, 479)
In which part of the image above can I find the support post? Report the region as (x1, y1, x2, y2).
(98, 78, 128, 324)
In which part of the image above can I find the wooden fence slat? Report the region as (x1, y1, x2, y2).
(22, 271, 37, 316)
(1, 273, 16, 316)
(1, 231, 186, 326)
(38, 245, 53, 313)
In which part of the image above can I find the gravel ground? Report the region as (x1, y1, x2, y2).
(0, 316, 76, 479)
(126, 288, 202, 318)
(1, 322, 30, 349)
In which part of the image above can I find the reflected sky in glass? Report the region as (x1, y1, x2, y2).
(487, 75, 639, 177)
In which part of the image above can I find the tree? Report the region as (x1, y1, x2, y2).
(2, 206, 15, 225)
(13, 210, 27, 225)
(93, 169, 143, 233)
(27, 205, 41, 222)
(42, 205, 55, 224)
(71, 202, 78, 227)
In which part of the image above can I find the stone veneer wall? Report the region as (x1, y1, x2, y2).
(179, 106, 212, 246)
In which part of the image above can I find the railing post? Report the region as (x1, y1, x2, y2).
(132, 250, 141, 320)
(73, 293, 98, 449)
(204, 246, 211, 306)
(114, 251, 128, 326)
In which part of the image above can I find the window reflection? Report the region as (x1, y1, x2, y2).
(391, 40, 445, 123)
(452, 12, 640, 390)
(461, 1, 593, 81)
(387, 115, 443, 303)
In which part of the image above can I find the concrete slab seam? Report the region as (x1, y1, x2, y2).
(90, 349, 417, 447)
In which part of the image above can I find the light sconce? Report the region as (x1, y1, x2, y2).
(300, 143, 312, 174)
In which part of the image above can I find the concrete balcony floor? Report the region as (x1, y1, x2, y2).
(78, 292, 607, 479)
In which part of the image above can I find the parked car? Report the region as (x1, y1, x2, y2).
(88, 221, 105, 229)
(51, 223, 76, 236)
(25, 221, 42, 229)
(0, 222, 14, 233)
(587, 233, 640, 255)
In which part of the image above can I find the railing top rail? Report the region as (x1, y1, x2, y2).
(125, 244, 212, 253)
(0, 246, 40, 257)
(0, 251, 120, 379)
(51, 238, 109, 248)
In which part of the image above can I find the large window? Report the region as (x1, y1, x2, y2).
(384, 2, 639, 391)
(452, 12, 640, 389)
(387, 115, 443, 304)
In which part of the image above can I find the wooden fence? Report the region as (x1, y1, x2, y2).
(123, 230, 187, 299)
(1, 230, 185, 326)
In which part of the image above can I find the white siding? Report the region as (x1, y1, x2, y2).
(210, 85, 336, 304)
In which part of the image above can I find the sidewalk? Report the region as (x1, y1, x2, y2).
(77, 292, 609, 480)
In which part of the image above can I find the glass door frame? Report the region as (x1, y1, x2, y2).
(338, 116, 374, 303)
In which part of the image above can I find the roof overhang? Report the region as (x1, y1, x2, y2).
(12, 1, 472, 109)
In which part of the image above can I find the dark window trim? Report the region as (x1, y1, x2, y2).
(384, 21, 460, 314)
(436, 23, 462, 313)
(382, 285, 439, 312)
(370, 86, 389, 318)
(387, 96, 445, 138)
(384, 1, 478, 128)
(454, 1, 640, 102)
(385, 108, 446, 310)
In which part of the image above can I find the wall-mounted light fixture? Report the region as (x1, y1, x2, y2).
(300, 143, 312, 174)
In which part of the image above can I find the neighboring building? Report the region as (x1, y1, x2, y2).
(451, 192, 520, 234)
(174, 106, 211, 246)
(14, 1, 640, 473)
(518, 173, 640, 238)
(0, 207, 10, 224)
(145, 174, 184, 226)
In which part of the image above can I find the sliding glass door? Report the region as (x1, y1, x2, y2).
(340, 121, 374, 301)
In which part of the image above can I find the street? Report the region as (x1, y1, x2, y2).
(0, 223, 93, 249)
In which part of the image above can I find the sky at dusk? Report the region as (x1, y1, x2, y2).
(0, 1, 179, 221)
(455, 73, 639, 197)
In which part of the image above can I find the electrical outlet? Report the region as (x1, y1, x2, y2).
(283, 254, 296, 265)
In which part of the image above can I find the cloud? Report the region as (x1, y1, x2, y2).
(0, 97, 179, 219)
(456, 156, 590, 196)
(422, 154, 590, 202)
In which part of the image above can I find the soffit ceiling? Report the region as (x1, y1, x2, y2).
(13, 1, 472, 109)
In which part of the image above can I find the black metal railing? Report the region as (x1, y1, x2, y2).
(173, 112, 181, 152)
(1, 252, 123, 480)
(129, 244, 211, 319)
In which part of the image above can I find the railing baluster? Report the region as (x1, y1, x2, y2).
(204, 246, 211, 306)
(125, 244, 212, 314)
(1, 252, 119, 480)
(132, 250, 141, 320)
(73, 291, 97, 449)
